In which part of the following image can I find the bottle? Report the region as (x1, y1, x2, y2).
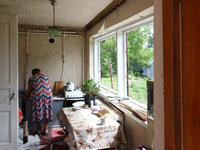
(55, 88, 58, 95)
(138, 145, 143, 150)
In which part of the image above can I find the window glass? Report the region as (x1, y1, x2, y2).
(127, 24, 154, 105)
(100, 37, 117, 92)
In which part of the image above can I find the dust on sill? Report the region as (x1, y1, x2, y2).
(97, 87, 148, 124)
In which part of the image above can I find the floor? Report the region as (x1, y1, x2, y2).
(29, 128, 68, 150)
(29, 128, 114, 150)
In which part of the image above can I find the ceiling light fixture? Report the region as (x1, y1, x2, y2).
(47, 0, 60, 38)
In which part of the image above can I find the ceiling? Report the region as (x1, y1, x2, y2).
(0, 0, 114, 29)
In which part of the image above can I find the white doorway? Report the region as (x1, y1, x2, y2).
(0, 13, 18, 149)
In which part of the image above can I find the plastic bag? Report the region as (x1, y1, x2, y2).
(18, 107, 23, 124)
(23, 135, 41, 148)
(18, 134, 45, 150)
(18, 127, 23, 141)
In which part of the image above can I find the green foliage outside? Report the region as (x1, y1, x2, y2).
(129, 76, 153, 104)
(127, 24, 154, 76)
(100, 37, 116, 78)
(101, 75, 153, 104)
(101, 74, 118, 91)
(100, 24, 154, 105)
(100, 25, 154, 78)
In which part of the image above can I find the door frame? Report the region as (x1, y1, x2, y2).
(163, 0, 181, 149)
(0, 13, 18, 149)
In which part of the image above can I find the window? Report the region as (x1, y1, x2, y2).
(126, 24, 154, 105)
(94, 15, 154, 108)
(94, 32, 118, 94)
(100, 36, 117, 92)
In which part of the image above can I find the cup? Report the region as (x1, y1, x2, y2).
(91, 101, 93, 107)
(100, 116, 107, 125)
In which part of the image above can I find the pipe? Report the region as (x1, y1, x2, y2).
(21, 31, 29, 91)
(60, 32, 65, 81)
(18, 30, 84, 86)
(18, 36, 28, 39)
(19, 30, 76, 34)
(60, 33, 84, 84)
(63, 34, 84, 84)
(31, 30, 76, 34)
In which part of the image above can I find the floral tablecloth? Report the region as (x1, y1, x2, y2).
(57, 107, 127, 150)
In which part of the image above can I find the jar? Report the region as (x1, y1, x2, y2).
(55, 88, 58, 95)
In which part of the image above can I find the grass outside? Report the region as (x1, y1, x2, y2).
(101, 75, 118, 91)
(129, 76, 150, 104)
(101, 75, 153, 105)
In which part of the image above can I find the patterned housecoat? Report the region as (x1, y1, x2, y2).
(29, 74, 53, 122)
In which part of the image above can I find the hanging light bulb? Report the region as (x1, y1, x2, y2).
(47, 0, 60, 38)
(47, 26, 60, 37)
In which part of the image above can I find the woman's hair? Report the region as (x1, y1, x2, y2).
(32, 68, 41, 76)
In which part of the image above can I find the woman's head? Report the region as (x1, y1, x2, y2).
(32, 68, 41, 76)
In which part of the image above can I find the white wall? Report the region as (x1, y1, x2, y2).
(123, 113, 148, 149)
(18, 33, 84, 91)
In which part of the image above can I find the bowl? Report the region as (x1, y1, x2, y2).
(72, 101, 84, 108)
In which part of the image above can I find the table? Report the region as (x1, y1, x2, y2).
(57, 107, 127, 150)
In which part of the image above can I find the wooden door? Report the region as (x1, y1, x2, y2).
(163, 0, 200, 149)
(0, 13, 18, 149)
(182, 0, 200, 149)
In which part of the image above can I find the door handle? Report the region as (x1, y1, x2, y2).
(10, 93, 15, 100)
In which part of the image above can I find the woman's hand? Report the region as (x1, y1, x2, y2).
(24, 79, 32, 102)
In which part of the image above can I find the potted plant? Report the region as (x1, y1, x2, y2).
(81, 78, 100, 107)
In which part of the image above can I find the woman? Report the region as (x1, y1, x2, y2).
(26, 68, 53, 135)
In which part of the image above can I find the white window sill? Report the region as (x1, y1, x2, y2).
(99, 86, 147, 110)
(96, 87, 149, 127)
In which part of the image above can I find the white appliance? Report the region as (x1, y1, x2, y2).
(66, 82, 74, 91)
(64, 82, 84, 107)
(65, 90, 84, 98)
(64, 90, 84, 107)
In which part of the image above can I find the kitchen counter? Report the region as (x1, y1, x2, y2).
(25, 95, 65, 101)
(23, 96, 65, 129)
(52, 96, 65, 100)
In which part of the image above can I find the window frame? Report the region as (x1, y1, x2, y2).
(94, 32, 117, 88)
(94, 15, 154, 107)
